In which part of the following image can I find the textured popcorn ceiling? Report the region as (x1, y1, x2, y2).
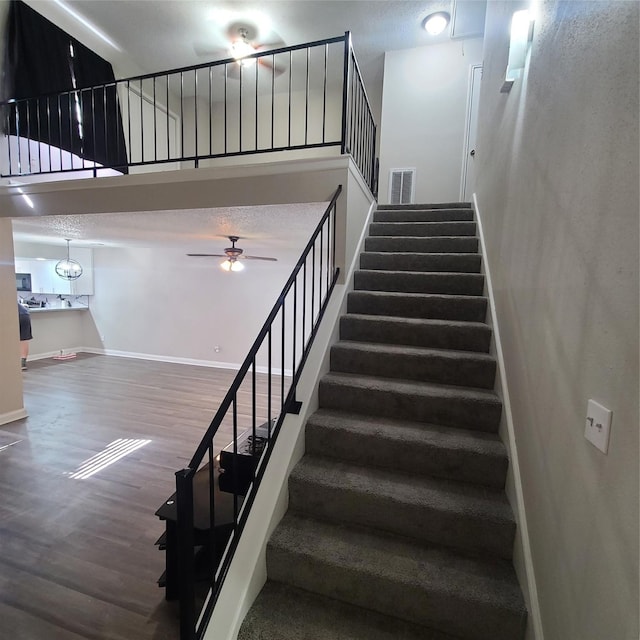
(11, 202, 327, 258)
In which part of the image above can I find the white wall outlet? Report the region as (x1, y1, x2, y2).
(214, 345, 221, 353)
(584, 399, 612, 454)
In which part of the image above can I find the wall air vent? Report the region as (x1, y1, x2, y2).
(389, 168, 415, 205)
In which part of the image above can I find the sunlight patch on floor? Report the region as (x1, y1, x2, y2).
(66, 438, 151, 479)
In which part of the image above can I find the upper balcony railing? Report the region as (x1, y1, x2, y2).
(0, 32, 377, 193)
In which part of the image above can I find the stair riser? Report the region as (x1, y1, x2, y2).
(360, 252, 482, 273)
(354, 270, 485, 296)
(340, 316, 492, 352)
(288, 478, 515, 559)
(377, 203, 472, 210)
(330, 345, 496, 389)
(365, 236, 478, 253)
(347, 292, 487, 322)
(266, 546, 526, 640)
(305, 420, 508, 489)
(238, 581, 461, 640)
(369, 222, 477, 237)
(373, 209, 474, 222)
(318, 380, 502, 432)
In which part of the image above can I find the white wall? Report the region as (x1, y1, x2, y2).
(475, 2, 639, 640)
(89, 243, 307, 368)
(378, 37, 483, 204)
(185, 87, 344, 158)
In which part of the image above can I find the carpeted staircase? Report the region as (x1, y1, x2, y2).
(238, 203, 527, 640)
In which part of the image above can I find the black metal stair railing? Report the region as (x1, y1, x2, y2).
(1, 33, 376, 191)
(166, 185, 342, 640)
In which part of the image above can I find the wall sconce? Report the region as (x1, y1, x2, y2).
(501, 10, 534, 92)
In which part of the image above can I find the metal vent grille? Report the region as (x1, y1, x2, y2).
(389, 169, 415, 204)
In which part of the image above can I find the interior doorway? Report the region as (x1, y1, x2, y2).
(460, 64, 483, 202)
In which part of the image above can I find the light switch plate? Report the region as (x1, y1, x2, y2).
(585, 399, 612, 454)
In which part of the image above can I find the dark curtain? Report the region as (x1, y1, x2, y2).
(1, 0, 128, 173)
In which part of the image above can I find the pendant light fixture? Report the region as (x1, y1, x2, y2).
(55, 239, 83, 280)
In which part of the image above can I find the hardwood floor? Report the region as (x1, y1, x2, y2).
(0, 354, 282, 640)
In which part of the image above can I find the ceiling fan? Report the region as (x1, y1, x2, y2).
(187, 236, 277, 272)
(194, 23, 287, 77)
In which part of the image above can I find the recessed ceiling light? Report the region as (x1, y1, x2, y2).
(422, 11, 450, 36)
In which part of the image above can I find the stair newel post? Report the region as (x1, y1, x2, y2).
(175, 468, 196, 640)
(340, 31, 352, 155)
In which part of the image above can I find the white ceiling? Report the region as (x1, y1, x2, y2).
(11, 0, 486, 256)
(45, 0, 457, 88)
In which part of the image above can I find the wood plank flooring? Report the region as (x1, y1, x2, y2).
(0, 354, 283, 640)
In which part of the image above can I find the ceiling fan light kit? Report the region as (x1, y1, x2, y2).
(230, 27, 257, 66)
(221, 258, 245, 272)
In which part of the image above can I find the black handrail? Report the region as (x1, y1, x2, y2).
(1, 34, 377, 192)
(173, 185, 342, 639)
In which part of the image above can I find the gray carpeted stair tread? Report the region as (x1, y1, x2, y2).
(330, 340, 496, 389)
(305, 409, 508, 488)
(289, 454, 515, 558)
(238, 581, 463, 640)
(340, 314, 492, 352)
(319, 372, 502, 432)
(267, 513, 527, 640)
(373, 209, 474, 223)
(347, 290, 487, 322)
(369, 222, 477, 237)
(369, 221, 477, 236)
(365, 236, 478, 253)
(377, 203, 472, 210)
(360, 252, 482, 273)
(354, 269, 485, 296)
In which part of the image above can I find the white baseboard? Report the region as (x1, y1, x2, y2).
(33, 347, 293, 377)
(0, 407, 28, 426)
(473, 193, 544, 640)
(29, 348, 84, 361)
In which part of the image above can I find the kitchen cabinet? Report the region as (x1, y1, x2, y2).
(15, 248, 94, 295)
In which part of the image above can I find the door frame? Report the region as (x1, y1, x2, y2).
(460, 63, 483, 202)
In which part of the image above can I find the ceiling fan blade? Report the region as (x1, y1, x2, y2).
(193, 42, 228, 58)
(242, 255, 278, 262)
(186, 253, 226, 257)
(257, 57, 287, 77)
(255, 39, 286, 53)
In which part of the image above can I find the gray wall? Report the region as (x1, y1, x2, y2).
(378, 37, 483, 204)
(475, 2, 639, 639)
(0, 218, 25, 424)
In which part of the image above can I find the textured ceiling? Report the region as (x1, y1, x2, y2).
(12, 202, 328, 258)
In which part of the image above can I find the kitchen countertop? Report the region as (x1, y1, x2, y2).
(28, 306, 89, 313)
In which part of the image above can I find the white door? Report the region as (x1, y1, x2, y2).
(461, 64, 482, 202)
